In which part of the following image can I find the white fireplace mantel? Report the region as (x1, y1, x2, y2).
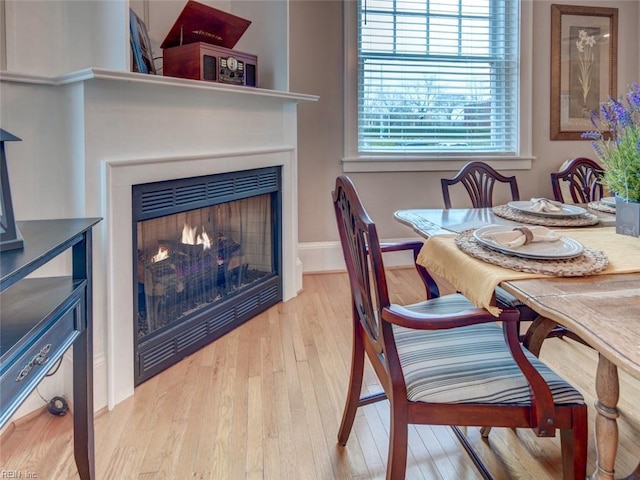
(0, 68, 318, 102)
(0, 68, 318, 414)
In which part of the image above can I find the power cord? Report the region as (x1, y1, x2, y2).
(34, 357, 69, 416)
(45, 357, 63, 377)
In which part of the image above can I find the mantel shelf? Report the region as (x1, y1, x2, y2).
(0, 68, 319, 104)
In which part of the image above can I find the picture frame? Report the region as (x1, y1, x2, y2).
(0, 129, 24, 251)
(550, 4, 618, 140)
(130, 8, 157, 75)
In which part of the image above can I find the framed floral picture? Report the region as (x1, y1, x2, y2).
(550, 4, 618, 140)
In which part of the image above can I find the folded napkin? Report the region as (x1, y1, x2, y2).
(530, 197, 563, 213)
(483, 226, 561, 248)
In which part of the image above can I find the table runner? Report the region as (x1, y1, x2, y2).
(417, 227, 640, 316)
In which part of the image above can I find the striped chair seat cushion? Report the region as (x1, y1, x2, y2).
(391, 295, 583, 405)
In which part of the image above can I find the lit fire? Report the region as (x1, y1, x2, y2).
(181, 223, 212, 250)
(151, 224, 212, 263)
(151, 246, 170, 263)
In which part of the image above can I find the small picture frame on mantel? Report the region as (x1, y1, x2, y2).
(0, 129, 24, 251)
(130, 8, 157, 75)
(550, 4, 618, 140)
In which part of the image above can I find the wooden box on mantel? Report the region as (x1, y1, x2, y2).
(163, 42, 257, 87)
(160, 0, 258, 87)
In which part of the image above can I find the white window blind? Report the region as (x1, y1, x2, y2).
(358, 0, 519, 155)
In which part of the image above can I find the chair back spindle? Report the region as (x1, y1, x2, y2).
(333, 177, 392, 355)
(551, 157, 604, 204)
(441, 161, 520, 209)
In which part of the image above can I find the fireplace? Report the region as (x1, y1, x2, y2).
(132, 166, 282, 384)
(1, 68, 315, 412)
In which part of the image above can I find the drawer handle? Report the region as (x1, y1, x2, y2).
(15, 344, 52, 382)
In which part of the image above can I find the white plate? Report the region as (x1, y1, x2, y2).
(473, 225, 584, 259)
(507, 200, 587, 218)
(601, 196, 616, 207)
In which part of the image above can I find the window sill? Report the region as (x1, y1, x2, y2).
(341, 155, 534, 173)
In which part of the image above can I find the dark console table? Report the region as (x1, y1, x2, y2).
(1, 218, 101, 479)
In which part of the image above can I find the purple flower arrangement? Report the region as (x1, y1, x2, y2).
(582, 83, 640, 201)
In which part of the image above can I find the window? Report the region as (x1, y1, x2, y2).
(344, 0, 532, 171)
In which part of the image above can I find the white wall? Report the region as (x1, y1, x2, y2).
(3, 0, 128, 74)
(0, 1, 6, 70)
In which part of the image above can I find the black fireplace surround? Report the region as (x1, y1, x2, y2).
(132, 167, 282, 384)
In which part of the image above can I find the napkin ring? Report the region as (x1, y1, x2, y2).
(513, 226, 534, 245)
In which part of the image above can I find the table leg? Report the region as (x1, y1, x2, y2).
(72, 231, 95, 480)
(590, 354, 620, 480)
(73, 326, 95, 480)
(522, 316, 559, 357)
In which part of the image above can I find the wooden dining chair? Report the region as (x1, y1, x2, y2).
(440, 161, 540, 333)
(551, 157, 605, 204)
(333, 175, 587, 480)
(547, 157, 606, 348)
(441, 161, 520, 209)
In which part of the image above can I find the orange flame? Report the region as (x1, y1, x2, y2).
(151, 246, 169, 263)
(181, 224, 196, 245)
(199, 231, 212, 250)
(181, 223, 211, 250)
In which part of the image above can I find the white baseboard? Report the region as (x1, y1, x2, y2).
(61, 352, 109, 413)
(63, 352, 108, 412)
(298, 237, 423, 273)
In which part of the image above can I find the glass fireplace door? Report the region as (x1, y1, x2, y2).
(136, 194, 273, 339)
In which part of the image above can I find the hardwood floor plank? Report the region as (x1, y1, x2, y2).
(260, 336, 279, 440)
(286, 365, 318, 480)
(407, 425, 450, 480)
(93, 392, 137, 476)
(228, 322, 252, 480)
(351, 413, 385, 477)
(205, 329, 238, 480)
(297, 356, 336, 479)
(267, 306, 285, 374)
(137, 356, 196, 478)
(246, 375, 264, 476)
(272, 370, 298, 480)
(173, 363, 213, 477)
(263, 436, 282, 480)
(277, 301, 319, 479)
(288, 305, 308, 363)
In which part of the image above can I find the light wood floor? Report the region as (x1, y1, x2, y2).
(1, 269, 639, 479)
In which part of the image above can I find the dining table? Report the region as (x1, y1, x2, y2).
(394, 204, 639, 480)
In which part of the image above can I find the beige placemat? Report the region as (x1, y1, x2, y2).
(588, 201, 616, 214)
(417, 227, 640, 316)
(455, 229, 608, 276)
(492, 205, 599, 226)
